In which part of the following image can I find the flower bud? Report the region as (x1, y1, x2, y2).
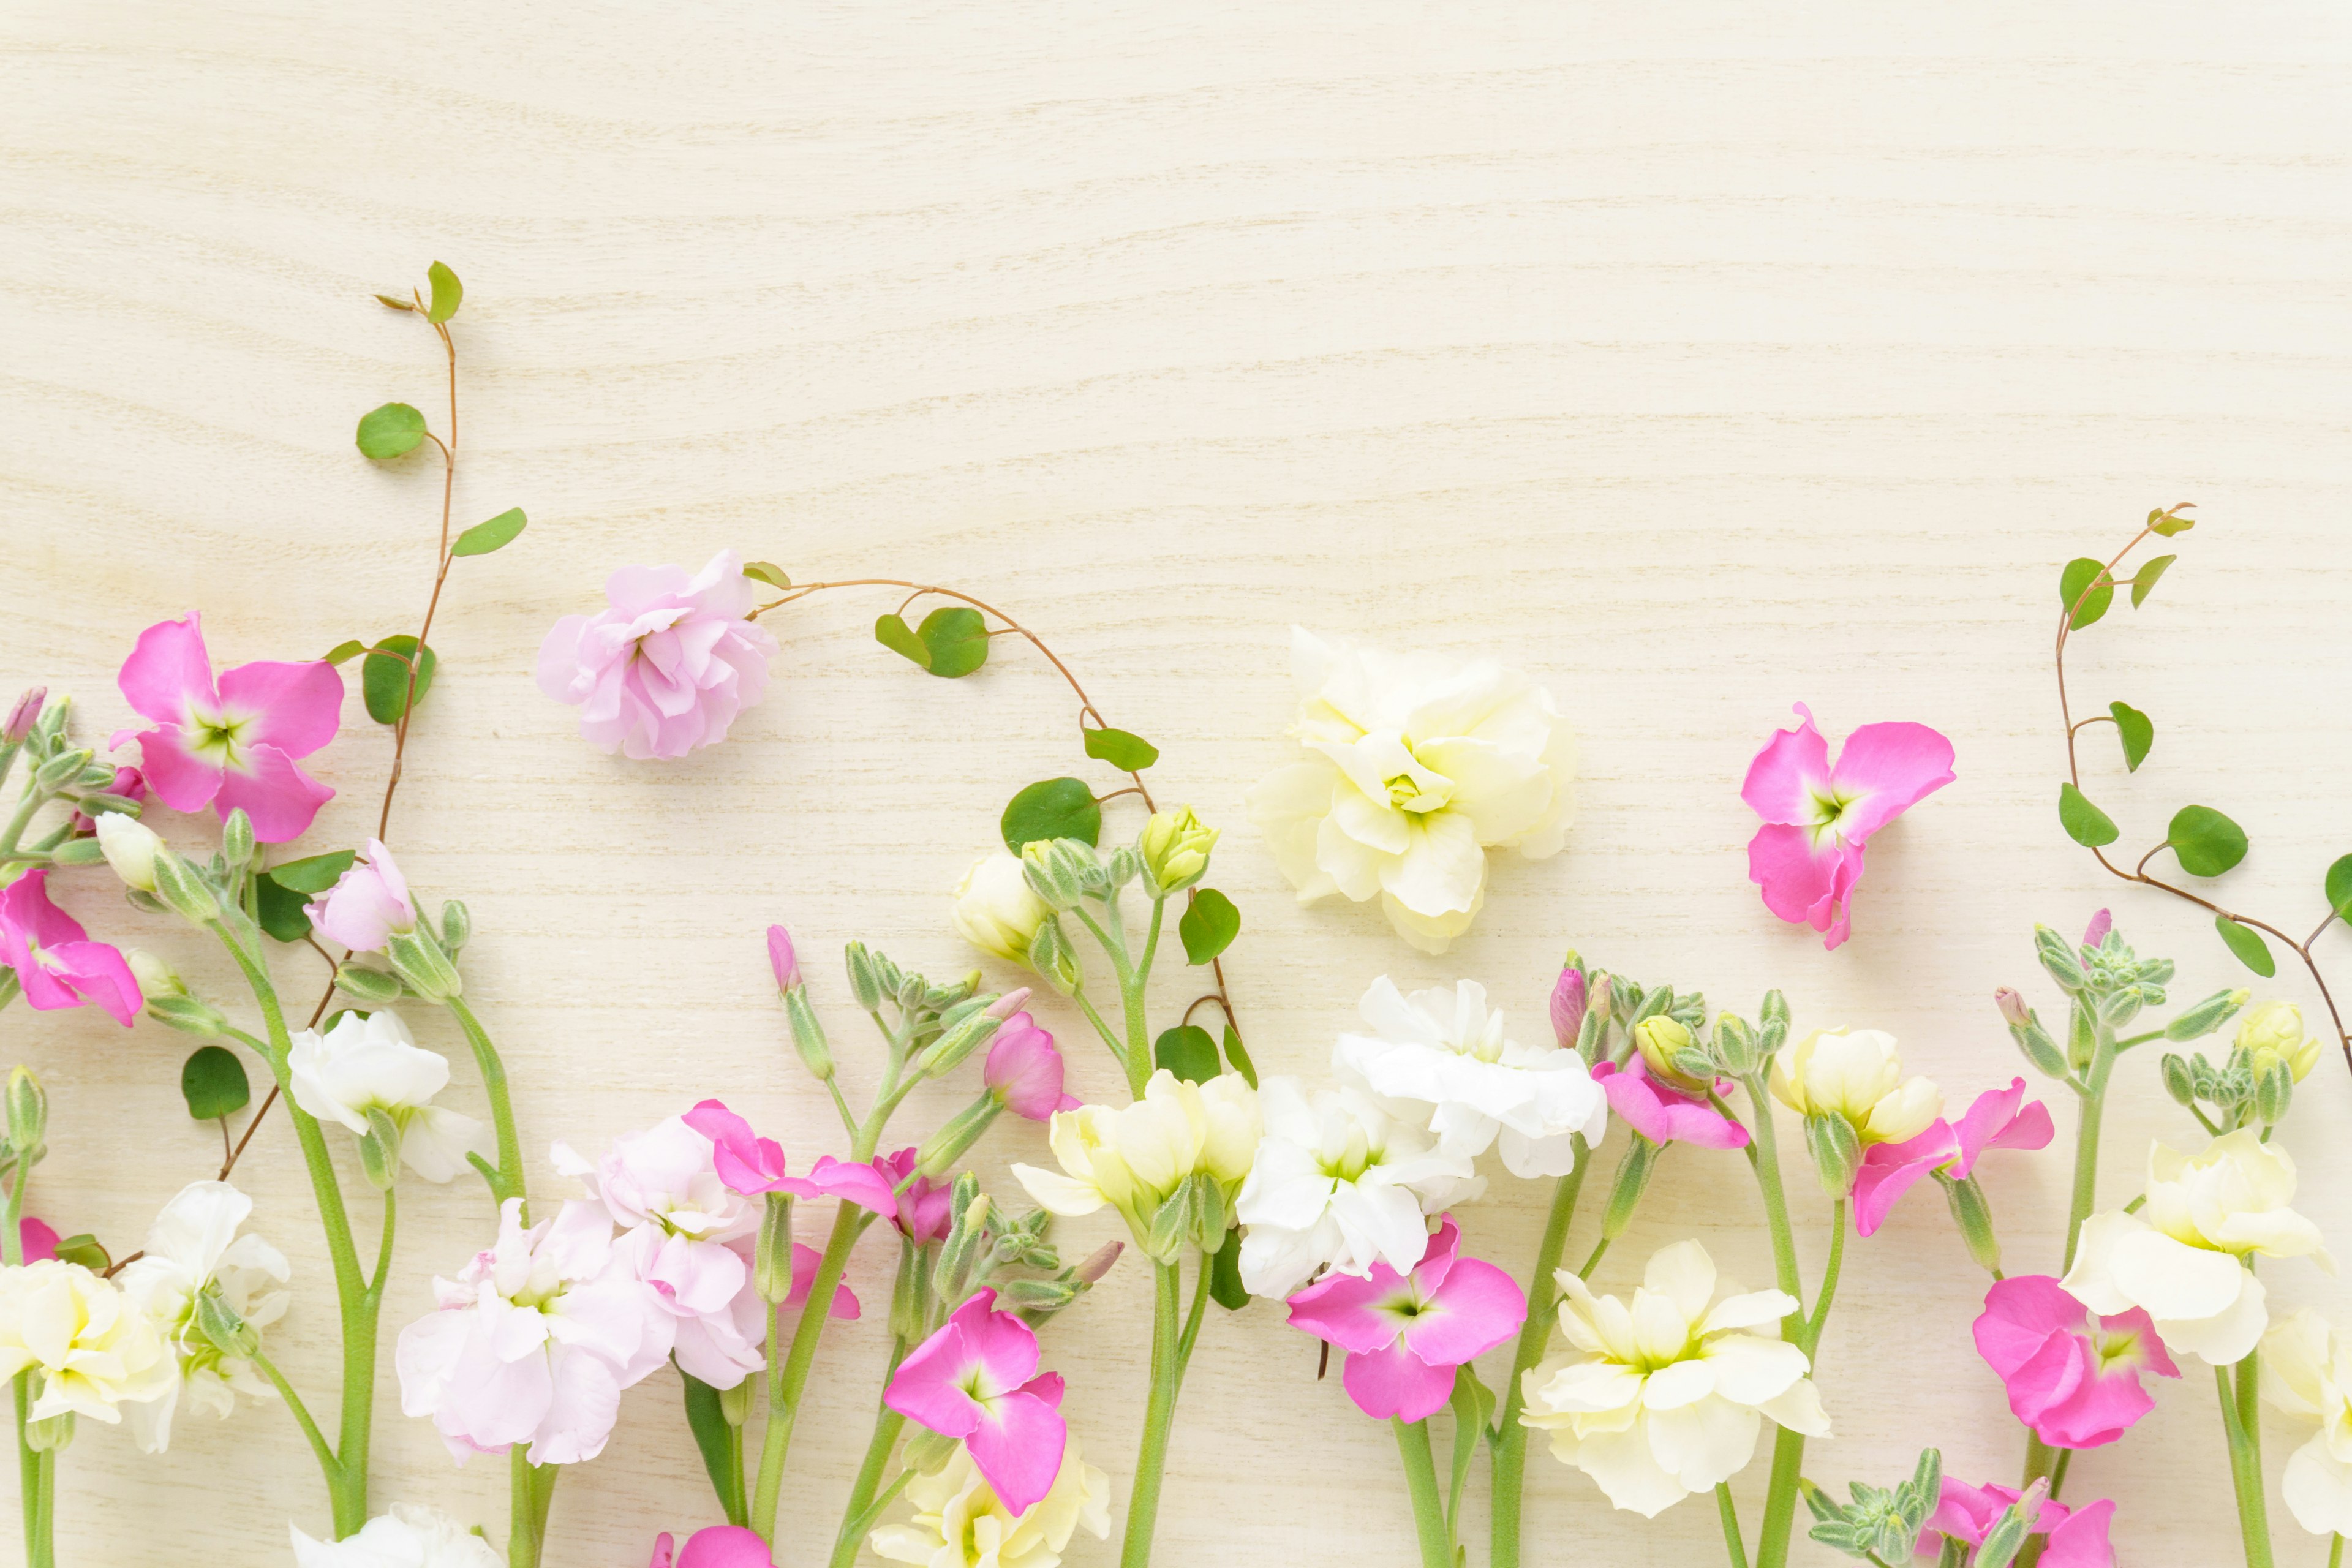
(6, 1067, 46, 1161)
(1804, 1112, 1860, 1199)
(439, 900, 471, 956)
(145, 993, 227, 1038)
(932, 1186, 992, 1302)
(2065, 1004, 2096, 1072)
(1939, 1173, 2002, 1276)
(2, 687, 45, 744)
(93, 813, 162, 891)
(219, 809, 255, 874)
(1074, 1239, 1123, 1286)
(2082, 908, 2113, 950)
(1020, 837, 1100, 912)
(753, 1192, 794, 1304)
(194, 1287, 259, 1359)
(2233, 999, 2318, 1081)
(784, 987, 834, 1083)
(151, 846, 221, 925)
(1994, 987, 2029, 1028)
(718, 1378, 755, 1429)
(23, 1412, 74, 1454)
(2035, 925, 2087, 993)
(1599, 1136, 1659, 1242)
(1027, 918, 1082, 996)
(915, 1095, 1001, 1180)
(843, 940, 884, 1011)
(1549, 963, 1587, 1050)
(386, 925, 462, 1002)
(2007, 1008, 2068, 1080)
(916, 1001, 1006, 1079)
(1633, 1016, 1706, 1092)
(358, 1107, 403, 1191)
(2160, 1052, 2197, 1109)
(1972, 1481, 2048, 1568)
(1104, 846, 1144, 890)
(2254, 1058, 2294, 1126)
(1139, 807, 1218, 896)
(1713, 1014, 1760, 1077)
(950, 853, 1050, 965)
(334, 963, 404, 1005)
(766, 924, 801, 992)
(124, 948, 183, 1001)
(31, 747, 93, 795)
(997, 1275, 1083, 1314)
(903, 1427, 958, 1476)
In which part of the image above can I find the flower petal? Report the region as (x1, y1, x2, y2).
(1740, 704, 1832, 825)
(216, 660, 344, 759)
(1341, 1338, 1455, 1422)
(212, 743, 334, 843)
(1825, 720, 1956, 842)
(117, 615, 218, 727)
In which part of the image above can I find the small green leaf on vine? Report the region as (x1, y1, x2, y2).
(361, 635, 437, 725)
(321, 640, 367, 665)
(1083, 726, 1159, 772)
(1154, 1024, 1220, 1084)
(741, 561, 791, 591)
(356, 402, 428, 459)
(2324, 853, 2352, 921)
(451, 507, 526, 557)
(2130, 554, 2176, 608)
(180, 1046, 251, 1121)
(267, 850, 357, 894)
(2167, 805, 2248, 878)
(874, 613, 930, 670)
(916, 607, 989, 678)
(1180, 888, 1240, 965)
(254, 875, 313, 942)
(2109, 701, 2153, 771)
(2214, 914, 2275, 977)
(374, 293, 415, 311)
(2148, 505, 2196, 537)
(1001, 778, 1101, 851)
(426, 261, 462, 324)
(2059, 558, 2114, 629)
(2058, 783, 2118, 848)
(1221, 1022, 1257, 1088)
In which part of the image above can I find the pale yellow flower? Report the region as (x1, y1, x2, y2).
(1012, 1070, 1260, 1248)
(0, 1261, 174, 1423)
(870, 1434, 1111, 1568)
(1768, 1028, 1940, 1146)
(952, 853, 1051, 966)
(2236, 1000, 2322, 1084)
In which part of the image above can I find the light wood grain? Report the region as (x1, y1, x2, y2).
(4, 4, 2351, 1562)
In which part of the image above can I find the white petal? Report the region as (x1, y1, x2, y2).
(1643, 1395, 1762, 1493)
(2283, 1436, 2352, 1537)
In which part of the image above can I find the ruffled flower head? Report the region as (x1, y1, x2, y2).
(288, 1010, 494, 1185)
(1012, 1070, 1261, 1257)
(0, 1260, 174, 1423)
(0, 868, 141, 1027)
(537, 550, 778, 760)
(290, 1506, 503, 1567)
(869, 1431, 1111, 1568)
(1972, 1276, 2177, 1450)
(1917, 1478, 2115, 1567)
(115, 1180, 290, 1453)
(1286, 1216, 1525, 1422)
(2260, 1310, 2352, 1537)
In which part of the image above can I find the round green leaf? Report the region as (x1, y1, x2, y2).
(2327, 853, 2352, 920)
(2059, 557, 2114, 629)
(2215, 914, 2275, 978)
(1083, 726, 1159, 772)
(356, 402, 428, 459)
(2057, 783, 2119, 848)
(254, 873, 314, 943)
(2109, 701, 2153, 772)
(450, 507, 526, 557)
(1178, 888, 1240, 965)
(742, 560, 791, 591)
(873, 613, 930, 669)
(2149, 507, 2196, 537)
(1153, 1024, 1220, 1084)
(267, 849, 357, 894)
(181, 1046, 251, 1121)
(2168, 804, 2248, 878)
(425, 260, 462, 325)
(322, 639, 367, 666)
(2130, 553, 2177, 608)
(1221, 1022, 1256, 1088)
(917, 607, 990, 679)
(1001, 778, 1101, 851)
(361, 635, 437, 725)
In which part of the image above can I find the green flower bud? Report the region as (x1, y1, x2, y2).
(903, 1427, 958, 1476)
(2065, 1003, 2097, 1072)
(124, 948, 184, 1001)
(1804, 1112, 1861, 1200)
(32, 747, 94, 795)
(785, 987, 834, 1083)
(1939, 1173, 2002, 1276)
(1633, 1016, 1706, 1091)
(718, 1378, 754, 1428)
(2009, 1008, 2069, 1081)
(1599, 1137, 1659, 1242)
(141, 992, 226, 1038)
(916, 1095, 1002, 1180)
(1139, 806, 1218, 896)
(357, 1107, 402, 1191)
(194, 1287, 258, 1360)
(6, 1067, 45, 1161)
(844, 940, 886, 1012)
(2255, 1058, 2294, 1127)
(23, 1412, 74, 1454)
(753, 1193, 794, 1304)
(386, 925, 462, 1002)
(1713, 1014, 1760, 1077)
(439, 899, 472, 957)
(334, 963, 404, 1006)
(1028, 918, 1082, 997)
(2160, 1052, 2197, 1109)
(92, 813, 160, 892)
(1020, 837, 1101, 911)
(2233, 998, 2318, 1080)
(219, 809, 255, 874)
(151, 846, 221, 925)
(2035, 925, 2087, 993)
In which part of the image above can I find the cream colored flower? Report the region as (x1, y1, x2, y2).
(2062, 1130, 2332, 1365)
(1246, 628, 1574, 954)
(952, 852, 1052, 966)
(2261, 1310, 2352, 1537)
(870, 1432, 1111, 1568)
(0, 1260, 174, 1423)
(288, 1010, 492, 1185)
(1768, 1027, 1940, 1146)
(2236, 1000, 2322, 1084)
(1012, 1069, 1260, 1250)
(1520, 1239, 1828, 1517)
(116, 1180, 290, 1453)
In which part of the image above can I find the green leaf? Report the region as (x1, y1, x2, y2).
(268, 850, 357, 894)
(425, 261, 462, 324)
(49, 1234, 109, 1272)
(2215, 914, 2276, 978)
(180, 1046, 251, 1121)
(2327, 854, 2352, 921)
(873, 613, 930, 670)
(1208, 1224, 1248, 1310)
(1448, 1366, 1496, 1522)
(1178, 888, 1240, 965)
(1221, 1022, 1257, 1088)
(254, 874, 314, 943)
(2109, 701, 2153, 771)
(1000, 778, 1101, 851)
(373, 293, 415, 312)
(450, 507, 526, 557)
(2168, 804, 2248, 878)
(2059, 558, 2114, 629)
(916, 607, 990, 679)
(361, 635, 437, 725)
(2130, 553, 2177, 608)
(356, 402, 428, 459)
(1154, 1024, 1220, 1084)
(2149, 507, 2196, 537)
(321, 640, 366, 666)
(1082, 726, 1159, 772)
(2057, 783, 2119, 848)
(742, 560, 791, 591)
(678, 1370, 750, 1527)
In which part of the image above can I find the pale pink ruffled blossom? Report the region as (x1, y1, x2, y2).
(536, 551, 777, 761)
(983, 1013, 1078, 1121)
(886, 1288, 1068, 1515)
(1973, 1276, 2177, 1450)
(0, 869, 140, 1027)
(304, 839, 416, 953)
(1852, 1079, 2053, 1238)
(1286, 1216, 1525, 1422)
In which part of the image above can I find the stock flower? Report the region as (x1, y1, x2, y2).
(1768, 1027, 1942, 1150)
(644, 1526, 777, 1567)
(2260, 1310, 2352, 1536)
(0, 1260, 173, 1423)
(2235, 1000, 2322, 1083)
(1741, 703, 1954, 949)
(984, 1013, 1077, 1121)
(288, 1011, 493, 1184)
(304, 839, 417, 952)
(1332, 978, 1607, 1179)
(1234, 1077, 1479, 1300)
(290, 1507, 502, 1567)
(877, 1148, 954, 1244)
(1011, 1070, 1261, 1251)
(870, 1431, 1112, 1568)
(952, 853, 1051, 967)
(1520, 1238, 1828, 1517)
(1852, 1079, 2052, 1238)
(1591, 1056, 1749, 1151)
(1972, 1276, 2176, 1450)
(116, 1180, 290, 1453)
(92, 811, 162, 892)
(1246, 628, 1574, 953)
(112, 612, 344, 841)
(2062, 1130, 2331, 1365)
(677, 1099, 898, 1215)
(395, 1197, 673, 1465)
(0, 867, 141, 1026)
(886, 1289, 1069, 1515)
(536, 549, 778, 760)
(1918, 1479, 2115, 1567)
(1287, 1217, 1523, 1422)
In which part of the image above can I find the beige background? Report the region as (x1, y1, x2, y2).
(4, 3, 2351, 1562)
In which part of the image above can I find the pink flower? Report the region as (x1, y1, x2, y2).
(536, 551, 778, 761)
(678, 1100, 897, 1216)
(1916, 1478, 2115, 1567)
(1973, 1276, 2177, 1450)
(983, 1013, 1077, 1121)
(111, 613, 342, 842)
(69, 767, 145, 835)
(646, 1528, 777, 1568)
(18, 1218, 58, 1265)
(1853, 1079, 2053, 1238)
(1592, 1055, 1750, 1150)
(1549, 963, 1587, 1050)
(1285, 1216, 1526, 1422)
(304, 839, 417, 953)
(1741, 703, 1954, 949)
(2082, 908, 2113, 949)
(0, 869, 141, 1026)
(766, 924, 799, 991)
(2, 688, 44, 745)
(885, 1287, 1068, 1515)
(876, 1148, 953, 1244)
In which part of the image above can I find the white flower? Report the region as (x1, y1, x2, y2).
(288, 1010, 494, 1184)
(952, 851, 1052, 967)
(0, 1260, 174, 1423)
(1234, 1076, 1480, 1299)
(870, 1431, 1112, 1568)
(1520, 1239, 1828, 1517)
(2062, 1129, 2332, 1365)
(1766, 1027, 1941, 1147)
(115, 1180, 290, 1453)
(93, 810, 162, 892)
(1246, 627, 1574, 953)
(2261, 1310, 2352, 1537)
(289, 1505, 503, 1566)
(1332, 978, 1607, 1178)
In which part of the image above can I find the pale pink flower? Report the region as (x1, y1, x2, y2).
(1592, 1055, 1749, 1150)
(876, 1148, 953, 1244)
(1286, 1216, 1526, 1422)
(1852, 1079, 2052, 1238)
(396, 1198, 673, 1466)
(111, 613, 342, 842)
(678, 1100, 897, 1216)
(1916, 1478, 2115, 1567)
(984, 1013, 1077, 1121)
(536, 551, 777, 761)
(645, 1527, 777, 1567)
(886, 1288, 1068, 1515)
(1972, 1276, 2177, 1450)
(766, 924, 799, 991)
(1741, 703, 1954, 949)
(2082, 908, 2113, 949)
(303, 839, 417, 953)
(2, 688, 44, 745)
(0, 869, 141, 1027)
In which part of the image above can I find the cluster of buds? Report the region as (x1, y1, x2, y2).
(1, 690, 143, 831)
(893, 1174, 1120, 1344)
(2000, 914, 2243, 1087)
(2160, 1001, 2317, 1132)
(1804, 1447, 1943, 1564)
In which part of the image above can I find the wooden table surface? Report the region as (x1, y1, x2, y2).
(4, 4, 2350, 1562)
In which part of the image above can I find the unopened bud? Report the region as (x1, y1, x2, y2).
(1020, 838, 1100, 911)
(1973, 1480, 2048, 1568)
(903, 1427, 958, 1476)
(1804, 1112, 1861, 1199)
(1994, 987, 2029, 1028)
(2164, 988, 2250, 1044)
(1075, 1240, 1123, 1286)
(357, 1107, 402, 1191)
(843, 940, 884, 1011)
(2160, 1052, 2197, 1109)
(718, 1378, 754, 1428)
(2255, 1058, 2294, 1126)
(2082, 908, 2113, 950)
(2, 688, 45, 744)
(92, 813, 162, 892)
(334, 963, 404, 1005)
(194, 1287, 259, 1359)
(1713, 1014, 1760, 1077)
(2066, 1005, 2097, 1072)
(766, 923, 801, 992)
(753, 1193, 794, 1303)
(785, 987, 834, 1083)
(998, 1275, 1082, 1313)
(145, 993, 227, 1038)
(386, 925, 462, 1002)
(32, 747, 93, 794)
(6, 1068, 46, 1160)
(1138, 807, 1218, 896)
(916, 1096, 1001, 1180)
(23, 1412, 74, 1454)
(933, 1190, 992, 1301)
(2035, 926, 2087, 993)
(985, 987, 1033, 1022)
(1028, 919, 1082, 996)
(219, 809, 255, 873)
(1599, 1137, 1659, 1242)
(151, 846, 221, 925)
(2009, 1009, 2068, 1080)
(1633, 1016, 1705, 1091)
(439, 900, 470, 956)
(124, 948, 184, 1000)
(1549, 964, 1588, 1050)
(1940, 1174, 2002, 1275)
(917, 1002, 1006, 1079)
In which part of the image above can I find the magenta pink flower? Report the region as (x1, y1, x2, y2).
(70, 767, 145, 835)
(884, 1287, 1068, 1515)
(18, 1218, 58, 1265)
(1286, 1216, 1526, 1422)
(679, 1100, 897, 1216)
(304, 839, 417, 953)
(536, 551, 778, 761)
(875, 1148, 953, 1243)
(1916, 1479, 2114, 1567)
(2, 688, 44, 745)
(2082, 907, 2113, 949)
(766, 924, 799, 992)
(983, 1012, 1077, 1121)
(644, 1526, 777, 1567)
(1853, 1079, 2053, 1238)
(111, 614, 342, 843)
(0, 869, 140, 1027)
(1549, 963, 1587, 1050)
(1741, 703, 1954, 949)
(785, 1243, 860, 1319)
(1972, 1276, 2177, 1450)
(1592, 1055, 1749, 1150)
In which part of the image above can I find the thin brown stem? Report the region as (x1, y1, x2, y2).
(221, 1084, 281, 1180)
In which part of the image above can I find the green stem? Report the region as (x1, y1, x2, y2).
(1175, 1248, 1212, 1371)
(248, 1344, 342, 1488)
(29, 1448, 52, 1568)
(831, 1340, 912, 1568)
(1802, 1202, 1847, 1356)
(508, 1450, 559, 1568)
(1119, 1258, 1185, 1568)
(2048, 1448, 2071, 1501)
(1744, 1087, 1811, 1568)
(0, 786, 48, 861)
(6, 1163, 39, 1568)
(2215, 1362, 2275, 1568)
(1491, 1144, 1590, 1568)
(444, 995, 527, 1216)
(1391, 1417, 1453, 1568)
(2329, 1534, 2343, 1568)
(843, 1467, 918, 1548)
(1716, 1483, 1751, 1568)
(1069, 985, 1131, 1073)
(2062, 1022, 2117, 1272)
(753, 1201, 863, 1545)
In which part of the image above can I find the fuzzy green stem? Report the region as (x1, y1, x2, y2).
(1490, 1141, 1591, 1568)
(753, 1201, 863, 1544)
(2329, 1534, 2343, 1568)
(1744, 1085, 1811, 1568)
(508, 1452, 558, 1568)
(2062, 1020, 2117, 1272)
(1392, 1417, 1454, 1568)
(2215, 1361, 2275, 1567)
(831, 1337, 912, 1568)
(6, 1161, 40, 1568)
(1716, 1483, 1751, 1568)
(1120, 1258, 1186, 1568)
(28, 1448, 52, 1568)
(444, 995, 527, 1216)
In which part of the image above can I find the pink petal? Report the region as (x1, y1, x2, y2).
(952, 1289, 1043, 1396)
(984, 1015, 1071, 1122)
(2041, 1499, 2116, 1568)
(1341, 1338, 1457, 1422)
(1807, 840, 1863, 949)
(1740, 704, 1833, 826)
(40, 940, 143, 1027)
(1974, 1276, 2087, 1376)
(217, 660, 344, 760)
(2104, 1308, 2179, 1381)
(212, 742, 334, 843)
(963, 1387, 1068, 1516)
(1017, 1370, 1065, 1410)
(1412, 1216, 1463, 1290)
(0, 870, 88, 952)
(1746, 823, 1842, 927)
(1951, 1079, 2055, 1176)
(783, 1242, 859, 1320)
(1823, 720, 1955, 842)
(1286, 1265, 1410, 1354)
(2082, 909, 2113, 949)
(1850, 1123, 1956, 1237)
(883, 1319, 982, 1439)
(676, 1526, 778, 1568)
(116, 615, 217, 727)
(1594, 1061, 1673, 1144)
(18, 1218, 58, 1265)
(124, 725, 224, 815)
(1400, 1255, 1525, 1366)
(779, 1156, 897, 1218)
(766, 925, 799, 991)
(646, 1533, 676, 1568)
